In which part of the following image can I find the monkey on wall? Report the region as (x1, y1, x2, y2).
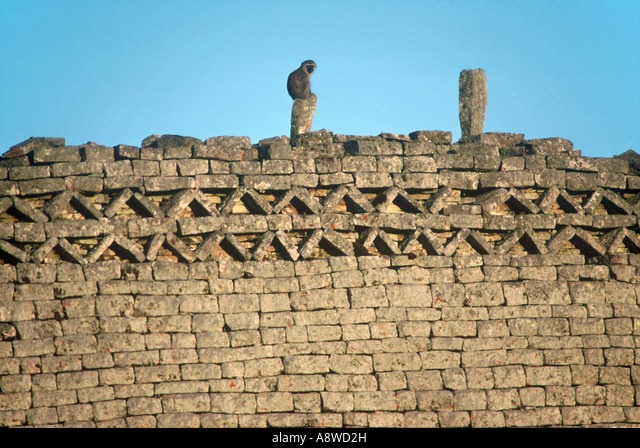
(287, 60, 316, 100)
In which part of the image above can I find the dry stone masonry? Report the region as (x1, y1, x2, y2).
(0, 130, 639, 428)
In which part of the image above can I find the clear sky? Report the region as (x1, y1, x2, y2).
(1, 0, 638, 157)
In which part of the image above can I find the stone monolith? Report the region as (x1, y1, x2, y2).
(459, 68, 487, 140)
(290, 94, 317, 147)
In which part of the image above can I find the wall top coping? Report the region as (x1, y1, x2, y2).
(2, 132, 637, 173)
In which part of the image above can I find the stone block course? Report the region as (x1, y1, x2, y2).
(2, 132, 640, 428)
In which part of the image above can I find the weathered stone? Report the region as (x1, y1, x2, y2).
(525, 138, 574, 155)
(459, 69, 487, 140)
(19, 178, 67, 195)
(145, 176, 195, 192)
(290, 95, 317, 147)
(408, 130, 452, 145)
(141, 134, 202, 149)
(3, 137, 65, 159)
(9, 165, 51, 180)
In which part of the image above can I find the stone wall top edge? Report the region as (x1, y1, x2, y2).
(2, 132, 636, 170)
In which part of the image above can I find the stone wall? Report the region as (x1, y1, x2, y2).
(0, 131, 639, 427)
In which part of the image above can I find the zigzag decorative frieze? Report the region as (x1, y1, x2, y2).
(1, 182, 638, 263)
(1, 132, 639, 264)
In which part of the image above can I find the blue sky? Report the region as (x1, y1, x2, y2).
(1, 0, 638, 157)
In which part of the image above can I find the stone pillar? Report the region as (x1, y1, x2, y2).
(290, 94, 317, 147)
(459, 69, 487, 141)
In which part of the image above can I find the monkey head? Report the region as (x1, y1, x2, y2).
(302, 60, 316, 75)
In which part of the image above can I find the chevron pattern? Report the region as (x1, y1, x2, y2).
(1, 184, 638, 264)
